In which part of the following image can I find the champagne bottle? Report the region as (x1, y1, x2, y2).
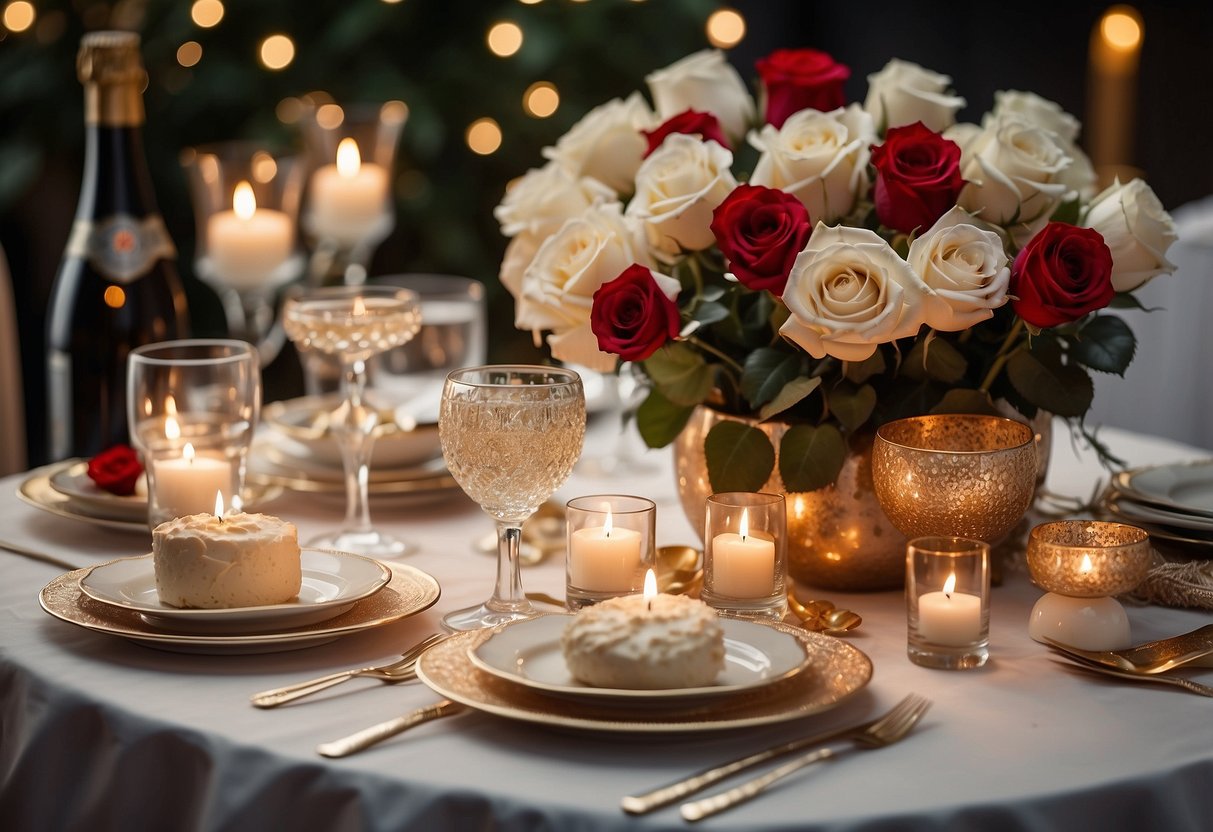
(47, 31, 189, 461)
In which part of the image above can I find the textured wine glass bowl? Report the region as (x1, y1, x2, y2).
(1026, 520, 1153, 597)
(872, 414, 1037, 542)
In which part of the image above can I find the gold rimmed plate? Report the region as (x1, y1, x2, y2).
(416, 623, 871, 734)
(468, 614, 812, 706)
(39, 561, 440, 654)
(78, 549, 392, 634)
(48, 461, 147, 521)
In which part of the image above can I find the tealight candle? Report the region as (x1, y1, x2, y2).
(702, 492, 787, 620)
(207, 181, 294, 290)
(152, 442, 234, 522)
(309, 138, 389, 246)
(907, 536, 991, 669)
(565, 495, 655, 610)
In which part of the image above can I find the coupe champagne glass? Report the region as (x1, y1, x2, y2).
(439, 365, 585, 630)
(283, 286, 421, 556)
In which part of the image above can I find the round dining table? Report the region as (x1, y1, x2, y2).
(2, 417, 1212, 831)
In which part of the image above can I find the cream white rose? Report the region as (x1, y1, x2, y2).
(542, 92, 656, 194)
(988, 90, 1096, 200)
(625, 133, 737, 254)
(780, 223, 928, 362)
(908, 207, 1010, 331)
(511, 203, 650, 371)
(749, 105, 874, 224)
(957, 113, 1070, 241)
(494, 161, 615, 238)
(864, 59, 966, 133)
(1082, 178, 1178, 292)
(646, 49, 755, 143)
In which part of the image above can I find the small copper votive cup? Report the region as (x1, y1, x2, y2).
(1026, 520, 1153, 597)
(872, 414, 1037, 542)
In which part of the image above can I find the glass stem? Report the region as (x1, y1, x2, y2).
(489, 521, 532, 614)
(336, 358, 376, 535)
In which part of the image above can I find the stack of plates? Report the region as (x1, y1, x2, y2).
(1103, 461, 1213, 552)
(413, 614, 873, 734)
(18, 461, 279, 533)
(249, 394, 459, 502)
(39, 550, 441, 654)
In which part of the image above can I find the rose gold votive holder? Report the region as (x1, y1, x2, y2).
(872, 414, 1037, 542)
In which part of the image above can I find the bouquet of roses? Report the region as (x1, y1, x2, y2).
(495, 48, 1178, 493)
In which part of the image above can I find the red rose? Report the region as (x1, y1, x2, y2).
(591, 264, 681, 361)
(87, 444, 143, 496)
(1010, 223, 1114, 328)
(870, 122, 964, 234)
(710, 184, 811, 296)
(756, 48, 850, 128)
(642, 109, 730, 158)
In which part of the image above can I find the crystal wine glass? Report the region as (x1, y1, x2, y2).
(439, 365, 585, 630)
(283, 286, 422, 556)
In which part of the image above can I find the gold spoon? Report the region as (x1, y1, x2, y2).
(787, 588, 862, 635)
(655, 545, 703, 595)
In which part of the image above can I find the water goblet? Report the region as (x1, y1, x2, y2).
(283, 286, 422, 556)
(872, 414, 1037, 543)
(439, 365, 585, 631)
(180, 143, 305, 366)
(127, 340, 260, 527)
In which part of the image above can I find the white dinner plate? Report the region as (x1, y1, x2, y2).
(418, 623, 872, 734)
(263, 394, 442, 470)
(40, 561, 440, 654)
(79, 549, 391, 634)
(1103, 494, 1213, 534)
(48, 462, 147, 521)
(468, 614, 812, 705)
(1115, 461, 1213, 518)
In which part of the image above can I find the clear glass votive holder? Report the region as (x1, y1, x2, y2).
(702, 492, 787, 621)
(127, 340, 261, 528)
(565, 495, 656, 611)
(907, 536, 991, 669)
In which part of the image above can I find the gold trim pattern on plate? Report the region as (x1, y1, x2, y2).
(39, 561, 440, 654)
(415, 622, 872, 734)
(19, 461, 283, 533)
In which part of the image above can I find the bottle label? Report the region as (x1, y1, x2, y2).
(65, 214, 176, 285)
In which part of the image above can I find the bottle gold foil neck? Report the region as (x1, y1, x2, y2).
(78, 31, 146, 126)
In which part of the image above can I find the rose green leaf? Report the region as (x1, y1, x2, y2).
(705, 421, 775, 493)
(759, 376, 822, 421)
(844, 349, 886, 385)
(1071, 315, 1137, 376)
(741, 348, 803, 407)
(827, 383, 877, 431)
(635, 390, 696, 448)
(691, 300, 731, 327)
(642, 342, 715, 406)
(779, 424, 847, 492)
(930, 388, 1001, 415)
(1006, 349, 1093, 417)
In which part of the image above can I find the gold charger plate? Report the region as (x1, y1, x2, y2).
(39, 561, 440, 654)
(415, 622, 872, 734)
(19, 461, 283, 534)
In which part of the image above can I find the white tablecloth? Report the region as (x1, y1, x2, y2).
(2, 420, 1213, 831)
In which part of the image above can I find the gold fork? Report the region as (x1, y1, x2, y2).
(250, 633, 444, 708)
(678, 694, 931, 822)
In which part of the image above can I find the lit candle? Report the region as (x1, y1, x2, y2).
(711, 508, 776, 598)
(1087, 6, 1144, 186)
(917, 573, 982, 646)
(206, 181, 294, 289)
(569, 505, 643, 592)
(152, 440, 234, 520)
(308, 138, 389, 245)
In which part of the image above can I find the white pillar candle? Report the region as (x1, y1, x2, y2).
(153, 442, 234, 521)
(569, 509, 642, 592)
(711, 510, 776, 598)
(309, 138, 389, 246)
(1028, 592, 1132, 651)
(917, 574, 982, 646)
(207, 181, 293, 289)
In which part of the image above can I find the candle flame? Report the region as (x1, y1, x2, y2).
(165, 395, 177, 416)
(943, 572, 956, 598)
(1080, 553, 1094, 574)
(603, 506, 614, 538)
(336, 138, 361, 178)
(352, 295, 366, 316)
(214, 491, 225, 519)
(165, 415, 180, 441)
(643, 568, 657, 600)
(233, 181, 256, 220)
(739, 507, 749, 541)
(183, 442, 196, 463)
